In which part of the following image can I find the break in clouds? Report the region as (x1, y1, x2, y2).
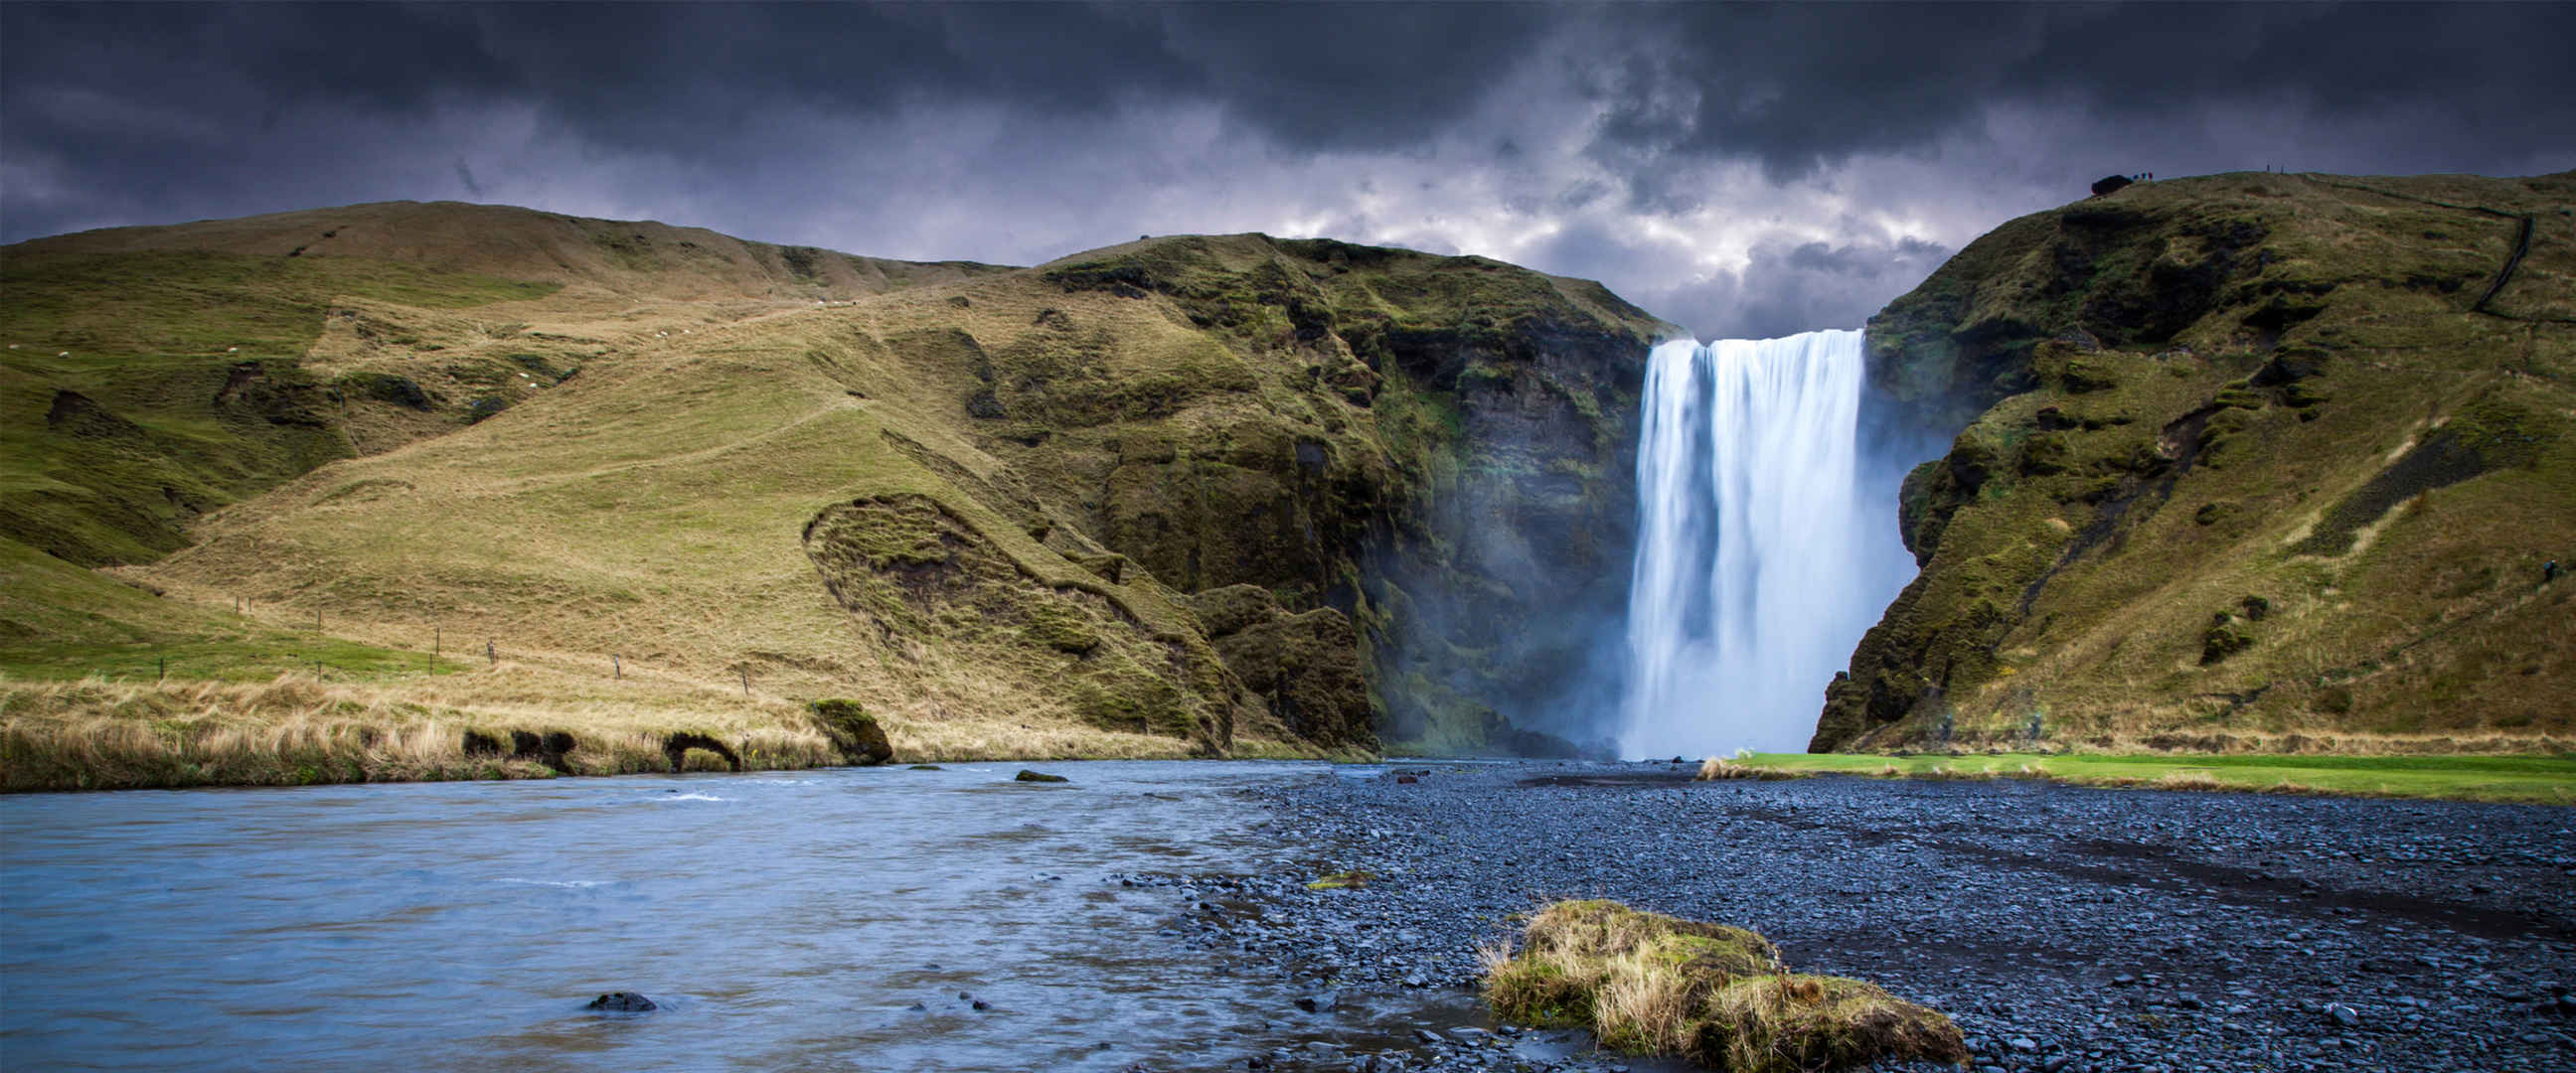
(5, 2, 2572, 339)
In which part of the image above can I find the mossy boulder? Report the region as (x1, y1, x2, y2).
(2200, 613, 2256, 665)
(807, 698, 892, 765)
(1483, 900, 1967, 1072)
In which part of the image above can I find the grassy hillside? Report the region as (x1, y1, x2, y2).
(2, 205, 1663, 788)
(1818, 171, 2576, 754)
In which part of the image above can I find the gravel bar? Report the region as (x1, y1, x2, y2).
(1110, 761, 2576, 1073)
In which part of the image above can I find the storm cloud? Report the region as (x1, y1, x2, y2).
(6, 1, 2569, 337)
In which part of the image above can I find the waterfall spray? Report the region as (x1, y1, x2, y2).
(1621, 330, 1912, 757)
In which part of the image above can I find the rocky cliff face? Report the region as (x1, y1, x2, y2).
(978, 235, 1667, 753)
(1817, 172, 2576, 752)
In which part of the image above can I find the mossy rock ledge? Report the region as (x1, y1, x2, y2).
(1822, 170, 2576, 752)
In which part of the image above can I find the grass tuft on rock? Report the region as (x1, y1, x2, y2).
(1305, 868, 1372, 890)
(1480, 900, 1966, 1073)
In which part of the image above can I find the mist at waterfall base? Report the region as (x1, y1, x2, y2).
(1619, 330, 1920, 758)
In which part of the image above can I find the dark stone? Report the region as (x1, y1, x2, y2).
(585, 992, 656, 1012)
(1015, 769, 1069, 783)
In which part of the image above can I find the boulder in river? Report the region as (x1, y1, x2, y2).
(585, 992, 657, 1012)
(1015, 769, 1069, 783)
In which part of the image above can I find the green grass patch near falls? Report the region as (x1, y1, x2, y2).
(1735, 751, 2576, 805)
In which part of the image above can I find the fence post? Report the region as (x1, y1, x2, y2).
(158, 656, 165, 683)
(487, 640, 497, 667)
(613, 654, 621, 680)
(739, 667, 750, 696)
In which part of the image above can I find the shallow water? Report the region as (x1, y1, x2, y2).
(1, 760, 1413, 1071)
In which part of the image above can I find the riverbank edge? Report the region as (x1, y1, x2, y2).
(0, 674, 1376, 793)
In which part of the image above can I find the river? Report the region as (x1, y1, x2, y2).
(1, 760, 1434, 1071)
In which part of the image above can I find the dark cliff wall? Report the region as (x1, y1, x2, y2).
(1031, 235, 1669, 754)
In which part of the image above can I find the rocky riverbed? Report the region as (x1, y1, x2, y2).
(1111, 762, 2576, 1073)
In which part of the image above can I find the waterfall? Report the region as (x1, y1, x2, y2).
(1621, 329, 1912, 757)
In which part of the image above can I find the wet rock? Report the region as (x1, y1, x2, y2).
(1015, 769, 1069, 783)
(1294, 991, 1338, 1013)
(2326, 1002, 2360, 1028)
(585, 992, 656, 1012)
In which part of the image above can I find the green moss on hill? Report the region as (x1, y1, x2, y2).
(1820, 171, 2576, 752)
(1, 250, 563, 566)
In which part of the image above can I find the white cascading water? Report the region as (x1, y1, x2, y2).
(1621, 329, 1913, 757)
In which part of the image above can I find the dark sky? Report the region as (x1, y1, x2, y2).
(5, 2, 2570, 339)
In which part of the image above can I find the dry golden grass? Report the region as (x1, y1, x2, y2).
(1481, 900, 1967, 1072)
(0, 671, 840, 791)
(0, 658, 1349, 791)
